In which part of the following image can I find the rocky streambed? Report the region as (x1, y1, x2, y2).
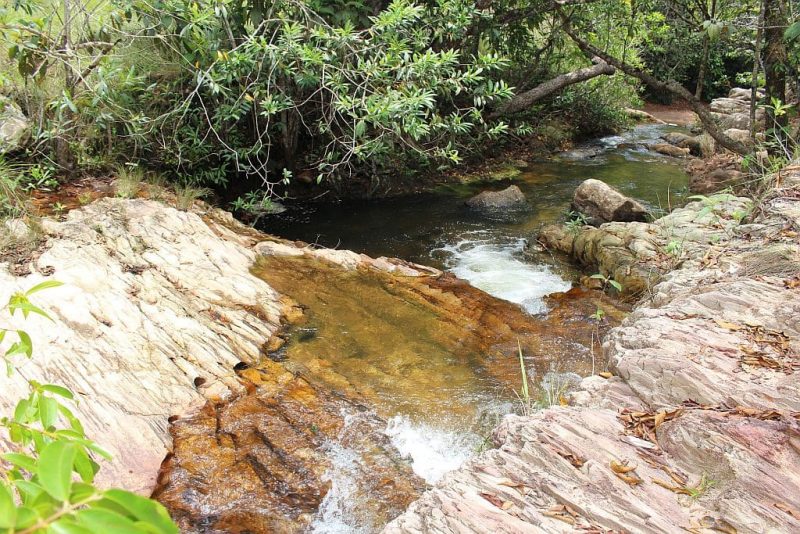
(2, 119, 798, 532)
(0, 197, 625, 531)
(387, 168, 800, 532)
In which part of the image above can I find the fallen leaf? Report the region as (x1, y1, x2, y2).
(610, 460, 637, 474)
(714, 319, 742, 331)
(497, 478, 528, 494)
(599, 371, 613, 378)
(653, 411, 667, 429)
(615, 471, 643, 486)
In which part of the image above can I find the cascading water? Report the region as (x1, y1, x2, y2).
(243, 123, 691, 532)
(433, 232, 572, 314)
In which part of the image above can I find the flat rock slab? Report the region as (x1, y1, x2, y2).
(386, 408, 800, 533)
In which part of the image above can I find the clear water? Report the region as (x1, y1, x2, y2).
(260, 124, 690, 304)
(255, 124, 689, 529)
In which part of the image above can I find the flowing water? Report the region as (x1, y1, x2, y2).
(157, 125, 691, 532)
(262, 124, 690, 302)
(258, 125, 689, 529)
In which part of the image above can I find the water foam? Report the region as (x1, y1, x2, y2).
(434, 233, 572, 314)
(384, 415, 478, 485)
(311, 438, 368, 534)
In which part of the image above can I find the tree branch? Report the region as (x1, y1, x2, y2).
(561, 20, 751, 155)
(489, 57, 615, 118)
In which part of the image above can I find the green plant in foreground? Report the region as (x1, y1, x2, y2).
(0, 282, 178, 533)
(564, 211, 588, 234)
(590, 273, 623, 293)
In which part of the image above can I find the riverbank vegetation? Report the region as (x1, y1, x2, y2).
(1, 0, 796, 211)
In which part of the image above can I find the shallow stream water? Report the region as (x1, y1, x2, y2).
(262, 124, 690, 313)
(157, 124, 691, 533)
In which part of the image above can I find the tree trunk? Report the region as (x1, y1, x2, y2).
(695, 33, 709, 100)
(57, 0, 76, 175)
(489, 58, 615, 118)
(562, 22, 750, 155)
(750, 0, 766, 141)
(764, 0, 788, 150)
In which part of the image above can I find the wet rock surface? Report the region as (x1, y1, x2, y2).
(388, 168, 800, 533)
(465, 185, 528, 212)
(1, 196, 629, 531)
(572, 178, 649, 225)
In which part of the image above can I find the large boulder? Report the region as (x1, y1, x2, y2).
(728, 87, 764, 101)
(661, 132, 702, 156)
(572, 179, 648, 225)
(651, 143, 691, 158)
(709, 97, 750, 115)
(0, 96, 30, 154)
(465, 185, 527, 211)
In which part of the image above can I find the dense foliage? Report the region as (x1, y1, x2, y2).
(0, 0, 796, 192)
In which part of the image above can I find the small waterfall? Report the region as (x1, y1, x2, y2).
(384, 415, 480, 485)
(434, 232, 572, 314)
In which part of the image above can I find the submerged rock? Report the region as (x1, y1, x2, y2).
(572, 178, 648, 225)
(465, 185, 528, 212)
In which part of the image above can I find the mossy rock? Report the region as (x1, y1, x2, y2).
(452, 163, 524, 185)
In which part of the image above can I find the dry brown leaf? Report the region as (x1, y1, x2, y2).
(615, 472, 643, 486)
(653, 411, 667, 429)
(497, 478, 527, 494)
(714, 319, 743, 331)
(599, 371, 613, 379)
(652, 478, 690, 495)
(610, 460, 637, 474)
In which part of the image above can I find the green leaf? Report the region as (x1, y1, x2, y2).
(14, 398, 32, 423)
(41, 384, 75, 400)
(6, 331, 33, 358)
(25, 280, 63, 296)
(49, 519, 95, 534)
(2, 452, 37, 472)
(13, 479, 44, 504)
(609, 280, 623, 292)
(785, 21, 800, 42)
(70, 482, 99, 504)
(589, 274, 605, 280)
(13, 506, 38, 530)
(73, 449, 99, 484)
(9, 299, 53, 321)
(40, 396, 59, 429)
(38, 441, 77, 501)
(74, 508, 142, 534)
(102, 490, 179, 533)
(0, 483, 16, 529)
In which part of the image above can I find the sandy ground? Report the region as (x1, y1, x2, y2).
(642, 102, 697, 126)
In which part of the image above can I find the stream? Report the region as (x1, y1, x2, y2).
(263, 123, 690, 314)
(156, 124, 691, 533)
